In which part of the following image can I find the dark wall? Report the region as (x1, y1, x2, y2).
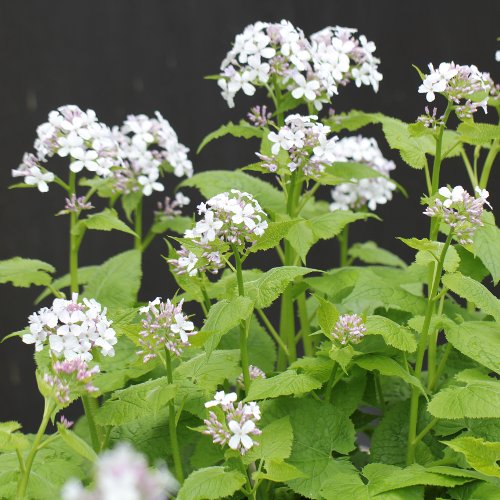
(1, 0, 499, 430)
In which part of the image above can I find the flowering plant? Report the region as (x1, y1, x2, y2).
(1, 18, 500, 500)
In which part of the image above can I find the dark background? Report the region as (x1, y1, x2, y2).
(1, 0, 499, 431)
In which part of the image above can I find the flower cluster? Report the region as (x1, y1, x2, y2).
(137, 298, 196, 361)
(218, 20, 382, 109)
(61, 442, 178, 500)
(332, 314, 366, 345)
(155, 192, 191, 218)
(329, 135, 397, 211)
(418, 62, 493, 119)
(12, 105, 123, 192)
(43, 358, 99, 405)
(22, 293, 117, 361)
(111, 112, 193, 196)
(203, 391, 261, 455)
(169, 190, 268, 276)
(259, 114, 338, 178)
(236, 365, 266, 389)
(423, 186, 491, 244)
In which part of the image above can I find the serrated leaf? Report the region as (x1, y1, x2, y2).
(174, 350, 241, 391)
(472, 212, 500, 285)
(349, 241, 406, 268)
(428, 371, 500, 419)
(74, 208, 137, 236)
(244, 266, 316, 309)
(94, 377, 177, 425)
(0, 257, 55, 288)
(442, 272, 500, 322)
(253, 460, 305, 482)
(444, 436, 500, 478)
(0, 422, 29, 451)
(330, 367, 367, 416)
(180, 170, 284, 213)
(290, 356, 333, 383)
(83, 250, 141, 308)
(246, 370, 321, 400)
(197, 120, 263, 153)
(354, 354, 425, 395)
(248, 219, 299, 253)
(193, 296, 253, 355)
(444, 321, 500, 372)
(458, 122, 500, 145)
(316, 297, 339, 338)
(56, 423, 97, 462)
(177, 466, 246, 500)
(365, 315, 417, 353)
(245, 417, 293, 462)
(400, 237, 460, 272)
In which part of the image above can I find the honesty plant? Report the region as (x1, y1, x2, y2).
(1, 18, 500, 500)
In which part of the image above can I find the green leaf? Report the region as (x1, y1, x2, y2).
(316, 297, 339, 338)
(455, 246, 489, 283)
(354, 354, 426, 395)
(457, 122, 500, 145)
(121, 190, 142, 220)
(365, 315, 417, 353)
(0, 257, 55, 288)
(428, 370, 500, 419)
(174, 350, 241, 391)
(253, 460, 305, 482)
(177, 466, 247, 500)
(192, 296, 254, 355)
(246, 370, 322, 400)
(0, 422, 29, 451)
(320, 161, 386, 186)
(442, 272, 500, 322)
(400, 237, 460, 272)
(74, 208, 137, 236)
(197, 120, 263, 153)
(56, 423, 97, 462)
(94, 377, 177, 425)
(245, 417, 293, 462)
(444, 321, 500, 372)
(248, 219, 299, 253)
(83, 250, 142, 308)
(35, 265, 99, 304)
(444, 436, 500, 478)
(244, 266, 316, 309)
(180, 170, 284, 213)
(349, 241, 406, 268)
(472, 212, 500, 285)
(330, 367, 367, 416)
(265, 397, 355, 498)
(290, 356, 333, 383)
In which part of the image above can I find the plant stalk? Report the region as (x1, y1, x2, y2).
(134, 198, 143, 251)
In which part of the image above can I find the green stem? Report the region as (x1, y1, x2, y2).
(428, 342, 453, 392)
(16, 399, 55, 499)
(297, 292, 312, 356)
(406, 230, 453, 465)
(232, 245, 251, 392)
(134, 198, 143, 251)
(69, 171, 79, 294)
(374, 372, 385, 415)
(81, 395, 100, 452)
(427, 289, 446, 391)
(256, 308, 289, 358)
(412, 418, 438, 446)
(479, 140, 499, 189)
(324, 363, 338, 402)
(165, 349, 184, 483)
(339, 226, 349, 267)
(460, 148, 479, 188)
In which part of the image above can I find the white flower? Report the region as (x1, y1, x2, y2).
(418, 73, 447, 102)
(438, 185, 465, 207)
(70, 148, 99, 173)
(170, 313, 195, 343)
(138, 170, 165, 196)
(496, 50, 500, 62)
(204, 391, 237, 408)
(57, 132, 84, 158)
(228, 420, 257, 451)
(177, 252, 199, 277)
(194, 210, 224, 242)
(291, 74, 320, 101)
(243, 402, 261, 420)
(174, 192, 190, 207)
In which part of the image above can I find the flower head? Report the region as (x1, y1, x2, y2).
(61, 442, 178, 500)
(22, 293, 117, 362)
(332, 314, 366, 345)
(423, 185, 491, 244)
(218, 20, 381, 109)
(329, 135, 396, 211)
(138, 298, 197, 361)
(236, 365, 266, 389)
(203, 392, 261, 455)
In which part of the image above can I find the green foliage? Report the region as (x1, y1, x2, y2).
(244, 417, 293, 462)
(365, 315, 417, 352)
(444, 321, 500, 372)
(177, 466, 247, 500)
(94, 377, 177, 425)
(56, 424, 97, 463)
(0, 422, 29, 451)
(246, 370, 322, 400)
(428, 370, 500, 419)
(348, 241, 407, 268)
(472, 212, 500, 285)
(197, 120, 263, 153)
(248, 219, 299, 253)
(73, 208, 137, 236)
(444, 436, 500, 478)
(0, 257, 55, 288)
(400, 237, 460, 272)
(83, 250, 141, 308)
(457, 122, 500, 146)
